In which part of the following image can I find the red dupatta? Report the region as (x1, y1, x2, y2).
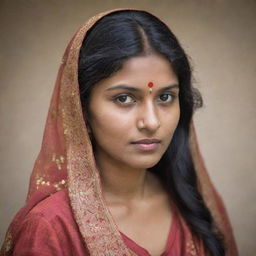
(1, 8, 238, 256)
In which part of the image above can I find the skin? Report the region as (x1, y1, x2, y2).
(87, 53, 180, 256)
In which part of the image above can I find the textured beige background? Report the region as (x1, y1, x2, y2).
(0, 0, 255, 255)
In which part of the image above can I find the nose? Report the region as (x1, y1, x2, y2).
(137, 101, 160, 132)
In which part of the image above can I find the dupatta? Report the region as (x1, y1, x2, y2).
(1, 8, 238, 256)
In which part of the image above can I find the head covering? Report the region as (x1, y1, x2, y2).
(1, 8, 238, 256)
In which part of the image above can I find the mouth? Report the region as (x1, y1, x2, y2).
(131, 139, 161, 151)
(131, 138, 161, 144)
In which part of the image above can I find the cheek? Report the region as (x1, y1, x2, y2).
(89, 109, 133, 144)
(164, 106, 180, 139)
(165, 103, 180, 125)
(173, 106, 180, 127)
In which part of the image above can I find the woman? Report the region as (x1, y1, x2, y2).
(1, 8, 238, 256)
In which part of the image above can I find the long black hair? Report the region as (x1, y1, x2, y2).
(78, 10, 225, 256)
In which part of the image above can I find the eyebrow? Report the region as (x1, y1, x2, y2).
(106, 84, 179, 92)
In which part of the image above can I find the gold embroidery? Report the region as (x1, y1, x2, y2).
(54, 179, 67, 191)
(186, 240, 197, 255)
(52, 153, 65, 170)
(36, 176, 51, 189)
(1, 231, 12, 255)
(60, 155, 65, 163)
(35, 173, 66, 191)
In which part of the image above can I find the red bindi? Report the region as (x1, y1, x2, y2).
(147, 82, 154, 88)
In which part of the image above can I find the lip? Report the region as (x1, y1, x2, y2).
(131, 138, 161, 144)
(131, 138, 161, 151)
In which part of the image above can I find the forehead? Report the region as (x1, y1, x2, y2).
(92, 54, 178, 91)
(115, 54, 177, 84)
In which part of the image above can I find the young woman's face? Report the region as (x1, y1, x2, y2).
(87, 54, 180, 169)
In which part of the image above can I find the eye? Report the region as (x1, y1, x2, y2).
(114, 94, 136, 105)
(157, 93, 175, 103)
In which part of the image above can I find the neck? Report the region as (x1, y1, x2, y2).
(95, 153, 154, 203)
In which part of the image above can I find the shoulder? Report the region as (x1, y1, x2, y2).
(16, 188, 76, 235)
(15, 188, 79, 239)
(13, 189, 87, 255)
(27, 188, 72, 222)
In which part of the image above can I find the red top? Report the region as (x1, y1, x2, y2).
(13, 189, 183, 256)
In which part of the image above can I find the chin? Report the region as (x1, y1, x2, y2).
(128, 156, 161, 170)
